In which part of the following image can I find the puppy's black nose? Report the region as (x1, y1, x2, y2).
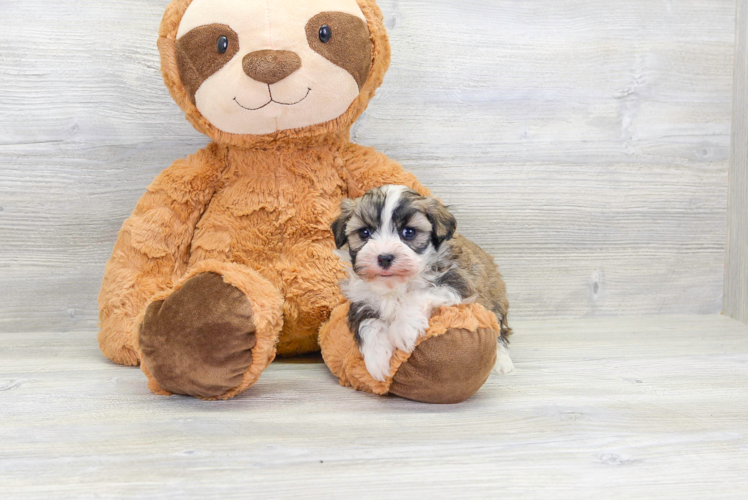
(378, 254, 395, 269)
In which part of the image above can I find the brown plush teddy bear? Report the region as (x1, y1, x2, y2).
(98, 0, 507, 403)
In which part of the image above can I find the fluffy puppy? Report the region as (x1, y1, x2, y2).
(332, 185, 514, 381)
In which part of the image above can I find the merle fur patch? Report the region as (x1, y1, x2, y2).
(348, 301, 380, 345)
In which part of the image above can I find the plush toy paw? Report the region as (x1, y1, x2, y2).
(319, 302, 501, 404)
(388, 326, 498, 404)
(138, 272, 256, 399)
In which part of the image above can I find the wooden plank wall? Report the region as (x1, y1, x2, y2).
(725, 0, 748, 323)
(0, 0, 736, 334)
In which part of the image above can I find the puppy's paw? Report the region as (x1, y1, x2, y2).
(359, 320, 395, 382)
(492, 342, 515, 375)
(388, 322, 422, 353)
(364, 351, 393, 382)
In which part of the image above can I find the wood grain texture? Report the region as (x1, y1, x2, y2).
(1, 316, 747, 499)
(725, 0, 748, 323)
(0, 1, 736, 333)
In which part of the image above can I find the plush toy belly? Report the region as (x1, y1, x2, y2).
(187, 146, 348, 356)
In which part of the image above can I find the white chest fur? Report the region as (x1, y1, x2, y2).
(343, 275, 463, 381)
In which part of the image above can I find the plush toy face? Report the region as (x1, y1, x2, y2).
(175, 0, 372, 135)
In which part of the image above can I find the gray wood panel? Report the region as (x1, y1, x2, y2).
(2, 316, 748, 498)
(0, 0, 736, 333)
(725, 0, 748, 323)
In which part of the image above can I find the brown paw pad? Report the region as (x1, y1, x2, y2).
(139, 272, 256, 399)
(389, 328, 498, 404)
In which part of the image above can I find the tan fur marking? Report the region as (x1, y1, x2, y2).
(405, 212, 431, 233)
(446, 235, 512, 339)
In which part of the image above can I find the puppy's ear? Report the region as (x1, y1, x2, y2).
(331, 199, 356, 249)
(425, 198, 457, 247)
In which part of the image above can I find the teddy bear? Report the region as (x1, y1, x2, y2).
(97, 0, 506, 404)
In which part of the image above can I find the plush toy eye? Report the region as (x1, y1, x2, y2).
(401, 228, 417, 241)
(319, 25, 332, 43)
(216, 36, 229, 54)
(359, 228, 372, 240)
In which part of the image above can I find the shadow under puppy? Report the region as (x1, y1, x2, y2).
(332, 185, 514, 381)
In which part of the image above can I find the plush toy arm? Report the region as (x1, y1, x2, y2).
(320, 303, 499, 404)
(97, 143, 226, 366)
(339, 143, 430, 198)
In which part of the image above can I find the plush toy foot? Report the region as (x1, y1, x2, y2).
(319, 303, 500, 404)
(138, 272, 256, 398)
(389, 327, 498, 404)
(137, 262, 284, 400)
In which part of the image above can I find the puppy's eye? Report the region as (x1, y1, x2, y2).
(358, 228, 372, 240)
(216, 36, 229, 54)
(401, 228, 417, 241)
(319, 25, 332, 43)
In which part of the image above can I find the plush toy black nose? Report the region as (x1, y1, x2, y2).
(243, 50, 302, 85)
(378, 254, 395, 269)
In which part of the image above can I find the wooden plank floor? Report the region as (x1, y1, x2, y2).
(1, 315, 747, 499)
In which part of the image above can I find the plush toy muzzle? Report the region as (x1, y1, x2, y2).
(171, 0, 373, 135)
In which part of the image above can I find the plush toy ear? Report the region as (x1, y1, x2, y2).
(331, 199, 356, 249)
(425, 198, 457, 247)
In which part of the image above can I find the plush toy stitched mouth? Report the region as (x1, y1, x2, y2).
(233, 86, 312, 111)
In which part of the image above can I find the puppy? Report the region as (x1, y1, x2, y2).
(331, 185, 514, 381)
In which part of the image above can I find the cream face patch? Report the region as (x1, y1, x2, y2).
(175, 0, 372, 135)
